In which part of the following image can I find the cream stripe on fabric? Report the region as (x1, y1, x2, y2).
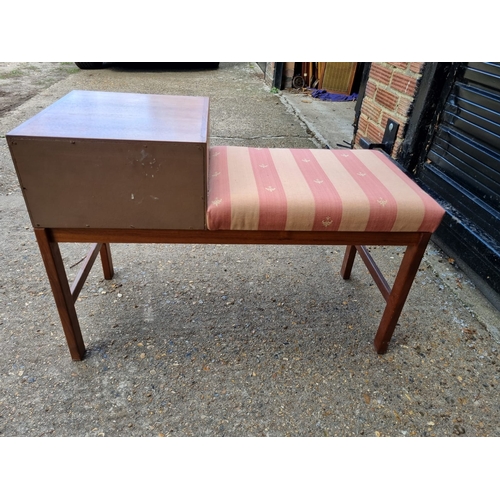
(269, 148, 316, 231)
(359, 150, 426, 231)
(310, 149, 371, 231)
(227, 146, 260, 230)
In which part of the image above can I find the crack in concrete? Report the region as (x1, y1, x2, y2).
(278, 94, 328, 148)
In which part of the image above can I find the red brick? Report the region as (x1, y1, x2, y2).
(365, 80, 377, 98)
(381, 112, 396, 127)
(374, 88, 398, 110)
(397, 96, 413, 116)
(367, 122, 384, 143)
(409, 62, 424, 74)
(391, 73, 418, 95)
(361, 100, 383, 123)
(388, 62, 408, 70)
(357, 115, 369, 137)
(369, 63, 392, 86)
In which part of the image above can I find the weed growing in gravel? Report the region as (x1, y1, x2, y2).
(0, 69, 24, 79)
(22, 64, 40, 72)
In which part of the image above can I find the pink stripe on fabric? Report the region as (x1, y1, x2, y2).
(365, 150, 445, 232)
(332, 150, 399, 231)
(247, 148, 288, 230)
(207, 146, 231, 230)
(290, 149, 343, 231)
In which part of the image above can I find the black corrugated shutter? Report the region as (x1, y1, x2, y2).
(416, 62, 500, 300)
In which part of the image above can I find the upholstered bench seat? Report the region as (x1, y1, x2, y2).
(207, 146, 444, 233)
(7, 90, 447, 361)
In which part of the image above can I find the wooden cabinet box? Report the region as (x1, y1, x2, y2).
(7, 90, 210, 230)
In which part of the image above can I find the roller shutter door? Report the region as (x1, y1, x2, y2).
(416, 62, 500, 299)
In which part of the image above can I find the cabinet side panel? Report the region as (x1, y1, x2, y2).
(9, 138, 206, 229)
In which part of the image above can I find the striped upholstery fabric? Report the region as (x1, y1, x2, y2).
(206, 146, 445, 232)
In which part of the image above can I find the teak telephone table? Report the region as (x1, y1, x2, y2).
(7, 90, 445, 361)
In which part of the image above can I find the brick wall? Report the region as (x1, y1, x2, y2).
(354, 62, 425, 157)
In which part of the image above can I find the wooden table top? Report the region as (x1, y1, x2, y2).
(8, 90, 210, 144)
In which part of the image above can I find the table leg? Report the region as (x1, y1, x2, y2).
(340, 245, 357, 279)
(100, 243, 114, 280)
(374, 233, 431, 354)
(34, 228, 86, 360)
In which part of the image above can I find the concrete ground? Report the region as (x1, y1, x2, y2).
(0, 62, 499, 437)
